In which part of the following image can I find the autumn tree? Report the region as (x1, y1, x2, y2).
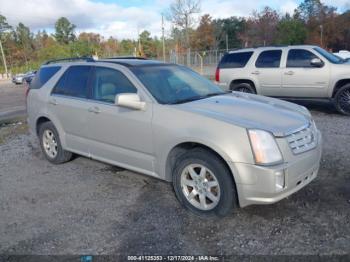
(193, 14, 215, 50)
(247, 7, 280, 46)
(296, 0, 337, 47)
(54, 17, 76, 44)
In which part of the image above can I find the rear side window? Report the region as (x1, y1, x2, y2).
(287, 49, 319, 68)
(30, 66, 61, 89)
(219, 52, 253, 68)
(92, 67, 137, 103)
(255, 50, 282, 68)
(52, 66, 92, 98)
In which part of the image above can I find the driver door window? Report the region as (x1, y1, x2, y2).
(92, 67, 137, 103)
(287, 49, 321, 68)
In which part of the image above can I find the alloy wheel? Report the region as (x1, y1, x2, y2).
(180, 164, 221, 211)
(338, 88, 350, 114)
(42, 129, 58, 158)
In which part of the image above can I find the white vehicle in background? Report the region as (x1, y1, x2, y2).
(216, 45, 350, 115)
(333, 50, 350, 60)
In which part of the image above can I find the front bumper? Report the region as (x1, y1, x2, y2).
(231, 131, 322, 207)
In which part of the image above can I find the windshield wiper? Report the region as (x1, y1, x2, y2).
(170, 91, 229, 105)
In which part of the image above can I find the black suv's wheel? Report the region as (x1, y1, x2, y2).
(172, 148, 238, 217)
(38, 121, 73, 164)
(335, 84, 350, 116)
(231, 82, 256, 94)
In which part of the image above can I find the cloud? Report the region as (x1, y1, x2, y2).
(0, 0, 164, 39)
(0, 0, 348, 40)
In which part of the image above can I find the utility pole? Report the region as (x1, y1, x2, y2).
(162, 14, 166, 62)
(226, 34, 228, 52)
(0, 28, 8, 77)
(0, 40, 8, 76)
(320, 25, 323, 47)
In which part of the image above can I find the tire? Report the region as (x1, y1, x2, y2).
(335, 84, 350, 116)
(231, 82, 256, 94)
(38, 121, 73, 164)
(172, 148, 238, 217)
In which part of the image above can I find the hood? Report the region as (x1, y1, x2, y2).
(176, 92, 311, 137)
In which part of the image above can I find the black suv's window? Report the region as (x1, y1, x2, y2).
(287, 49, 320, 67)
(219, 52, 253, 68)
(91, 67, 137, 103)
(30, 66, 61, 89)
(52, 66, 92, 98)
(255, 50, 282, 68)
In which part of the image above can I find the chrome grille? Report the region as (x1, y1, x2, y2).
(286, 123, 317, 154)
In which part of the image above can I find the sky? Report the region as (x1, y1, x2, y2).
(0, 0, 349, 40)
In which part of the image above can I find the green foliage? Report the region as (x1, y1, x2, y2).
(0, 0, 349, 74)
(54, 17, 76, 44)
(277, 15, 307, 45)
(212, 17, 246, 49)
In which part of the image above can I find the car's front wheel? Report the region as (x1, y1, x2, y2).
(39, 121, 73, 164)
(335, 84, 350, 116)
(173, 148, 238, 217)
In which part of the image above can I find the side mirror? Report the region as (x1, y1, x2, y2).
(115, 93, 146, 110)
(310, 58, 324, 67)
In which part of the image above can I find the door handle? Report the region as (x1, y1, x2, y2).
(88, 106, 101, 114)
(251, 71, 260, 75)
(284, 71, 294, 75)
(48, 98, 58, 105)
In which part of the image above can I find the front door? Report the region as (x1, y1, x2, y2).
(86, 66, 155, 174)
(281, 49, 329, 97)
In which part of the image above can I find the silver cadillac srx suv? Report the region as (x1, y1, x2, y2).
(27, 57, 322, 217)
(216, 45, 350, 115)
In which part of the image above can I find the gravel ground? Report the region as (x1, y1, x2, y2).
(0, 102, 349, 257)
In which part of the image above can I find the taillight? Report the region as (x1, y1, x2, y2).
(215, 67, 220, 82)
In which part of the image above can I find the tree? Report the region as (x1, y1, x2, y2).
(193, 14, 215, 50)
(247, 7, 280, 46)
(139, 30, 158, 58)
(168, 0, 201, 49)
(296, 0, 337, 47)
(15, 23, 33, 65)
(276, 14, 307, 44)
(54, 17, 76, 44)
(213, 16, 246, 49)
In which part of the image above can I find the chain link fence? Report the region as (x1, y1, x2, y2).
(164, 49, 235, 78)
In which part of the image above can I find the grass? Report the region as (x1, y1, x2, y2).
(0, 116, 28, 144)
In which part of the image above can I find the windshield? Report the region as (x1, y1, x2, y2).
(131, 65, 225, 104)
(314, 47, 345, 64)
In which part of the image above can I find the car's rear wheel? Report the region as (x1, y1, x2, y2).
(231, 82, 256, 94)
(335, 84, 350, 116)
(39, 121, 73, 164)
(172, 148, 237, 217)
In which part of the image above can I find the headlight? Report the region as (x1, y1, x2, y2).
(248, 129, 283, 165)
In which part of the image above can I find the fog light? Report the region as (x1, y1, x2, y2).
(275, 170, 285, 191)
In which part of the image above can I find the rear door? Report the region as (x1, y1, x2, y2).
(253, 50, 283, 96)
(49, 65, 93, 154)
(281, 48, 329, 97)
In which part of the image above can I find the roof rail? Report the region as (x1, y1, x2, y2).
(44, 57, 95, 65)
(104, 56, 147, 60)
